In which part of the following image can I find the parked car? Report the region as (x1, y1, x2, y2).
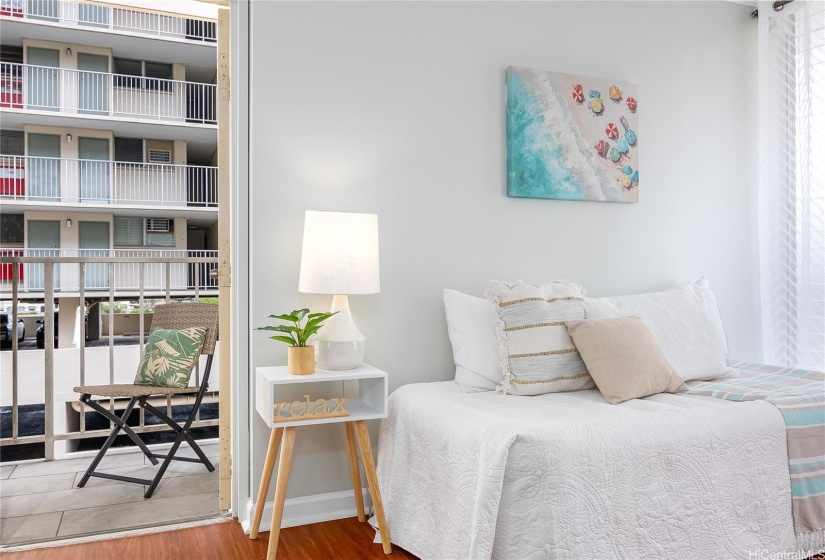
(36, 313, 88, 349)
(0, 312, 25, 346)
(35, 313, 57, 349)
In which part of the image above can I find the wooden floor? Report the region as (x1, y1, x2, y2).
(1, 517, 420, 560)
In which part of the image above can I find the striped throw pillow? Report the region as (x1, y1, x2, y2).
(485, 280, 594, 395)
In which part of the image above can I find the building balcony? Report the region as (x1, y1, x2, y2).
(0, 250, 221, 544)
(0, 1, 217, 67)
(0, 249, 219, 297)
(0, 155, 217, 213)
(0, 63, 217, 141)
(1, 0, 216, 41)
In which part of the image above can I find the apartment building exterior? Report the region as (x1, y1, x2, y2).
(0, 0, 219, 344)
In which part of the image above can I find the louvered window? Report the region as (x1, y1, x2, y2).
(0, 130, 24, 156)
(113, 58, 143, 89)
(144, 61, 172, 92)
(113, 216, 143, 246)
(0, 45, 24, 64)
(113, 59, 173, 91)
(114, 138, 143, 163)
(0, 214, 24, 244)
(114, 217, 175, 247)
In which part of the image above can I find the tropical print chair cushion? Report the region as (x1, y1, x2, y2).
(134, 327, 207, 388)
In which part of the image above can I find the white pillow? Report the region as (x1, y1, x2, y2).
(584, 282, 735, 382)
(443, 289, 503, 392)
(692, 276, 728, 355)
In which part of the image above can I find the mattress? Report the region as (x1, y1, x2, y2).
(376, 381, 825, 560)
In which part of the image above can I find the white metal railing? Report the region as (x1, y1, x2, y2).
(0, 249, 219, 294)
(0, 62, 217, 124)
(0, 155, 218, 207)
(0, 253, 219, 461)
(0, 0, 217, 42)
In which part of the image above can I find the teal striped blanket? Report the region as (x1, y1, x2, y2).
(684, 362, 825, 534)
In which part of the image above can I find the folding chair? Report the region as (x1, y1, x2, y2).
(74, 302, 219, 499)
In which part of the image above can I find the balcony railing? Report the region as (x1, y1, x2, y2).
(0, 249, 219, 294)
(1, 63, 217, 125)
(0, 253, 220, 461)
(0, 155, 217, 207)
(0, 0, 217, 42)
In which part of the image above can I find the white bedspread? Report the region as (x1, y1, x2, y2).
(376, 381, 825, 560)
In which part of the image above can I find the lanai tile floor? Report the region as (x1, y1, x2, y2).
(0, 442, 220, 547)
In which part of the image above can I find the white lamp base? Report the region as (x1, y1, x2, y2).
(314, 295, 366, 370)
(315, 340, 366, 370)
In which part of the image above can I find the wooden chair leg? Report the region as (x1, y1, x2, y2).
(250, 428, 283, 539)
(267, 426, 296, 560)
(344, 422, 365, 522)
(354, 420, 391, 554)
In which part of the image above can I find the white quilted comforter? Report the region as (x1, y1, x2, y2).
(376, 381, 825, 560)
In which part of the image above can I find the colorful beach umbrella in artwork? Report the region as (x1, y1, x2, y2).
(572, 82, 639, 189)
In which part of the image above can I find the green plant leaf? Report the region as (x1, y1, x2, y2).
(307, 312, 336, 320)
(256, 325, 301, 333)
(269, 335, 297, 345)
(305, 315, 330, 330)
(268, 313, 300, 322)
(303, 325, 323, 339)
(258, 309, 338, 347)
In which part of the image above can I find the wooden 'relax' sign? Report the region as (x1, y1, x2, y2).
(273, 395, 349, 423)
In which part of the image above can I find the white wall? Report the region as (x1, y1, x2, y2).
(247, 1, 759, 510)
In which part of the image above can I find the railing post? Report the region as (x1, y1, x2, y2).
(165, 262, 171, 303)
(108, 262, 115, 426)
(79, 262, 86, 433)
(138, 262, 145, 352)
(44, 261, 55, 461)
(194, 255, 201, 301)
(11, 263, 19, 440)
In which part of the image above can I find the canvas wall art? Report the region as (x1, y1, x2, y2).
(506, 66, 639, 203)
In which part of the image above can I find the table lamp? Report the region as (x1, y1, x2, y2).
(298, 210, 380, 370)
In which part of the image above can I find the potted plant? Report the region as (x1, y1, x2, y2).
(257, 308, 336, 375)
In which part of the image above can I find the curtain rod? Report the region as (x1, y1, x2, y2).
(752, 0, 795, 18)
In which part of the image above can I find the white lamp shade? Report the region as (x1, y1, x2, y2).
(298, 210, 380, 295)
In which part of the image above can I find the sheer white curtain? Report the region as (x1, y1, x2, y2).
(759, 0, 825, 370)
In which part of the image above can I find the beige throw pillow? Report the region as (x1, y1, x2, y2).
(565, 316, 687, 404)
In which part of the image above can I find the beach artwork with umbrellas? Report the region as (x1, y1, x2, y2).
(506, 66, 639, 203)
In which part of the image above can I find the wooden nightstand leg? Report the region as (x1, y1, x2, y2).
(354, 420, 392, 554)
(250, 427, 283, 540)
(344, 422, 366, 522)
(267, 426, 296, 560)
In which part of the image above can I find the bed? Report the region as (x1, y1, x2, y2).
(376, 373, 825, 559)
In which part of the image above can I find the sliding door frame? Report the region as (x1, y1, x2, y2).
(229, 0, 251, 518)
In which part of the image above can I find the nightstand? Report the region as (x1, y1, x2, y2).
(250, 363, 391, 560)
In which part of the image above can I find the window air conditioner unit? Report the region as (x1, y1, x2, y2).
(147, 149, 172, 163)
(146, 218, 171, 232)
